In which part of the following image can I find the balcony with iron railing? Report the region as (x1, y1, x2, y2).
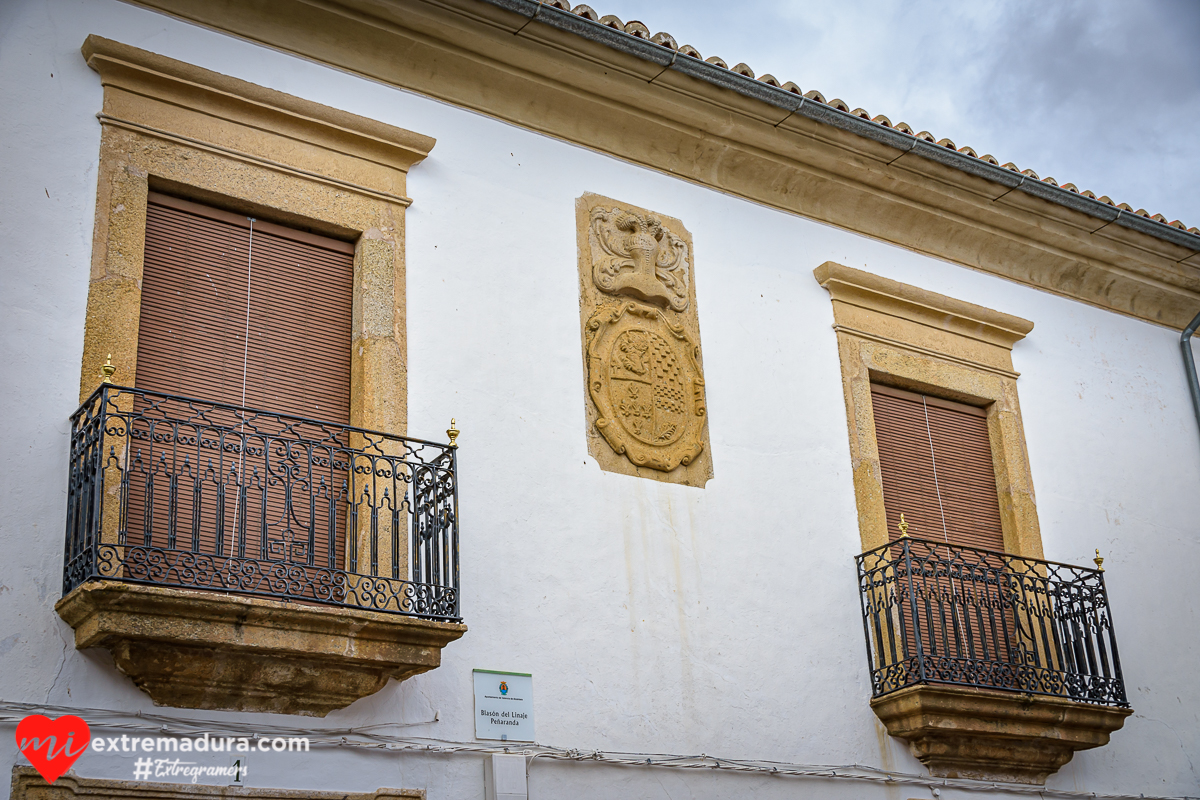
(55, 383, 466, 716)
(855, 535, 1132, 784)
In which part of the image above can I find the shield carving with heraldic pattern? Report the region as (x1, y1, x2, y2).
(586, 302, 705, 472)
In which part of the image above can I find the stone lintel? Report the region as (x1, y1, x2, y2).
(871, 684, 1132, 784)
(56, 581, 466, 717)
(82, 35, 435, 184)
(814, 261, 1034, 374)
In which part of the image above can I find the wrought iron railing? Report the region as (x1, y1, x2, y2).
(63, 384, 460, 621)
(855, 537, 1126, 707)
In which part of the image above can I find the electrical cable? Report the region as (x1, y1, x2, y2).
(2, 700, 1193, 800)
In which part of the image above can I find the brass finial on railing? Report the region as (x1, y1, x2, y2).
(447, 418, 459, 448)
(898, 513, 909, 538)
(100, 354, 116, 384)
(1094, 549, 1105, 572)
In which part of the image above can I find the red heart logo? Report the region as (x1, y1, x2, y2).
(15, 715, 91, 784)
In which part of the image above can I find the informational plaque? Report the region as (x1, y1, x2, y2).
(473, 669, 534, 742)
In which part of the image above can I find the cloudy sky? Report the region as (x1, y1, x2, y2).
(592, 0, 1200, 229)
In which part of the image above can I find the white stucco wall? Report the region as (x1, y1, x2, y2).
(1, 1, 1197, 798)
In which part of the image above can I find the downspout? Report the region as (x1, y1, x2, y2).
(1183, 310, 1200, 442)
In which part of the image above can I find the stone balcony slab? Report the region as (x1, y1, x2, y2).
(56, 581, 466, 716)
(871, 684, 1132, 784)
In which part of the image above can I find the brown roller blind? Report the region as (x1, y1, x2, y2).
(136, 192, 354, 422)
(871, 384, 1005, 553)
(125, 193, 354, 582)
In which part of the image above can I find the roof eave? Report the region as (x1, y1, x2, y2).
(483, 0, 1200, 252)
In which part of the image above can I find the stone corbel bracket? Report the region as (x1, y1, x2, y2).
(872, 684, 1133, 785)
(57, 582, 466, 717)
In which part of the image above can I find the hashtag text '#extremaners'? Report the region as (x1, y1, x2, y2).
(132, 758, 251, 785)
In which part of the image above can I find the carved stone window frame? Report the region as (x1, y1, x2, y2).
(813, 261, 1042, 558)
(78, 35, 435, 440)
(11, 767, 424, 800)
(57, 36, 465, 719)
(814, 263, 1137, 786)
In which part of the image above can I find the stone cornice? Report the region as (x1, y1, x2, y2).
(480, 0, 1200, 250)
(124, 0, 1200, 329)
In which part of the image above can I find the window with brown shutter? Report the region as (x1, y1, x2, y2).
(871, 384, 1005, 552)
(871, 383, 1013, 666)
(127, 193, 355, 581)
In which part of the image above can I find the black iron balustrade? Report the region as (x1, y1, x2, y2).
(855, 536, 1127, 707)
(63, 384, 459, 621)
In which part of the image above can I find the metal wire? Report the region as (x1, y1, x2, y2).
(0, 700, 1187, 800)
(920, 395, 951, 543)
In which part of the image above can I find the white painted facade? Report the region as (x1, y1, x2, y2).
(1, 1, 1197, 798)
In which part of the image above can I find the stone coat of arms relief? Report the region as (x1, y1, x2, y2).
(576, 193, 713, 486)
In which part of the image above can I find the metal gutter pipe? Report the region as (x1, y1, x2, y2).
(478, 0, 1200, 255)
(1183, 311, 1200, 442)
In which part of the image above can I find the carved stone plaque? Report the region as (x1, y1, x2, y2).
(576, 193, 713, 486)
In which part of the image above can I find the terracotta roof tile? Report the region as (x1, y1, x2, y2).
(623, 20, 651, 39)
(651, 31, 677, 49)
(571, 4, 599, 21)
